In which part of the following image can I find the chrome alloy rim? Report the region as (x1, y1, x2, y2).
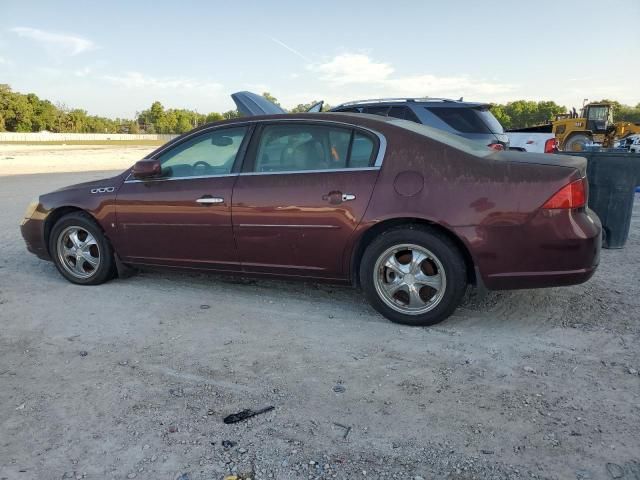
(373, 243, 447, 315)
(56, 226, 101, 279)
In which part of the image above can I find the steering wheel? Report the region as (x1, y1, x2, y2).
(192, 160, 211, 173)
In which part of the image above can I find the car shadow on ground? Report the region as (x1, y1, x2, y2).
(25, 256, 554, 332)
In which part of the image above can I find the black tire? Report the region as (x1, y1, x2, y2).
(563, 133, 591, 152)
(49, 211, 116, 285)
(359, 226, 467, 326)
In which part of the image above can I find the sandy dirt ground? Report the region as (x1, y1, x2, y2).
(0, 144, 154, 176)
(1, 145, 639, 480)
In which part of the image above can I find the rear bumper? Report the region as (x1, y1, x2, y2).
(457, 208, 602, 291)
(483, 264, 598, 290)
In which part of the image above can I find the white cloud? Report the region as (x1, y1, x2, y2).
(10, 27, 95, 56)
(311, 54, 394, 85)
(308, 53, 514, 101)
(103, 71, 222, 93)
(74, 66, 92, 77)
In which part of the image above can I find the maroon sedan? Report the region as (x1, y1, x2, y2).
(20, 100, 601, 326)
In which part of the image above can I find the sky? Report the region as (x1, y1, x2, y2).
(1, 0, 639, 118)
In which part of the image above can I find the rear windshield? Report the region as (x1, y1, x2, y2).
(476, 108, 505, 133)
(389, 119, 493, 157)
(426, 107, 504, 134)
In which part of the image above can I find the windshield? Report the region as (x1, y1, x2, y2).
(587, 106, 610, 122)
(389, 119, 493, 157)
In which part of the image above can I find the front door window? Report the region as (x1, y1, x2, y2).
(158, 127, 248, 178)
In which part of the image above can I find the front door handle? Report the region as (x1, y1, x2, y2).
(196, 196, 224, 205)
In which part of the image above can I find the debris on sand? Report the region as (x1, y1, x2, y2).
(223, 406, 274, 424)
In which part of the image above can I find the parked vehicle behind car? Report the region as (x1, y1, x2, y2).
(20, 92, 601, 326)
(617, 134, 640, 153)
(507, 131, 558, 153)
(326, 98, 510, 150)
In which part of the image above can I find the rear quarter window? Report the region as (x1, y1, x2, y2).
(349, 132, 375, 168)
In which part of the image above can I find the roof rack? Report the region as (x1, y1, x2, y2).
(336, 97, 460, 107)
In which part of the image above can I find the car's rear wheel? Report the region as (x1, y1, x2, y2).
(50, 212, 115, 285)
(360, 227, 467, 326)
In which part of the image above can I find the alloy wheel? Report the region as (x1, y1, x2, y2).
(56, 226, 101, 279)
(373, 243, 447, 315)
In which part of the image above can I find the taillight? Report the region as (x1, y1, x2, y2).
(488, 143, 504, 151)
(544, 138, 558, 153)
(542, 178, 587, 209)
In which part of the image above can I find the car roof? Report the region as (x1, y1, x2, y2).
(333, 98, 489, 109)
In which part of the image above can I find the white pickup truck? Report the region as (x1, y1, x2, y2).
(507, 131, 558, 153)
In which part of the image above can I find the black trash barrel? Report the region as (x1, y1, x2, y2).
(561, 151, 640, 249)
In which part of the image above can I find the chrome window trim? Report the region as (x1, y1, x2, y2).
(238, 167, 380, 177)
(124, 166, 381, 183)
(148, 118, 387, 164)
(123, 117, 387, 183)
(124, 173, 237, 184)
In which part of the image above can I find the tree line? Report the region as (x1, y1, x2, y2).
(490, 100, 640, 130)
(1, 83, 639, 134)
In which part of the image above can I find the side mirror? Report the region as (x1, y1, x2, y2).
(132, 159, 161, 179)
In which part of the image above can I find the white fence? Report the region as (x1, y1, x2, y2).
(0, 132, 178, 142)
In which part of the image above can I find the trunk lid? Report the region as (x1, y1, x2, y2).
(493, 150, 587, 177)
(231, 91, 286, 116)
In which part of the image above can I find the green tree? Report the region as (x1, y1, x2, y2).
(223, 109, 241, 120)
(6, 95, 34, 131)
(206, 112, 224, 123)
(490, 100, 566, 129)
(32, 100, 60, 131)
(127, 120, 140, 134)
(174, 110, 194, 133)
(489, 104, 512, 129)
(63, 109, 88, 132)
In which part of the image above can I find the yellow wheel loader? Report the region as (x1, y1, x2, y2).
(553, 103, 640, 151)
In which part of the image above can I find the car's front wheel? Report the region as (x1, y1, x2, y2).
(360, 227, 467, 326)
(50, 212, 115, 285)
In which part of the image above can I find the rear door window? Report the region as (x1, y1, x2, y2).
(475, 108, 505, 133)
(252, 124, 377, 173)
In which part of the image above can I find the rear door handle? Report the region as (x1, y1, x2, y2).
(196, 196, 224, 205)
(322, 191, 356, 204)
